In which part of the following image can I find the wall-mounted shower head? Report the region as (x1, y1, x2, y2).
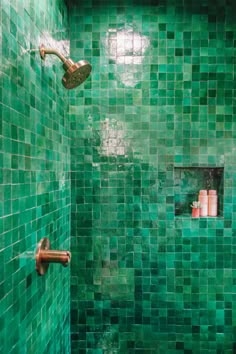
(40, 45, 92, 89)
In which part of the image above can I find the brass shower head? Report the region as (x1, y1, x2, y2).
(40, 45, 92, 89)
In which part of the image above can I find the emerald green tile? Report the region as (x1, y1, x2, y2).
(2, 0, 236, 353)
(1, 0, 70, 353)
(69, 0, 236, 353)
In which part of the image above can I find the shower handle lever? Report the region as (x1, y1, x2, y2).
(36, 237, 71, 276)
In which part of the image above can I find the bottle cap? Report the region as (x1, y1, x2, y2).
(199, 190, 207, 195)
(209, 190, 217, 195)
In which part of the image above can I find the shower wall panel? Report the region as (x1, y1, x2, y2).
(69, 0, 236, 353)
(0, 0, 71, 353)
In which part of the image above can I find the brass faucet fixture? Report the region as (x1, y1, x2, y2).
(36, 238, 71, 276)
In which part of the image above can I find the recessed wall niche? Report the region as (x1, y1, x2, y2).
(174, 167, 224, 217)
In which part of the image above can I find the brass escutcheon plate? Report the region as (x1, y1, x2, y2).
(36, 237, 50, 276)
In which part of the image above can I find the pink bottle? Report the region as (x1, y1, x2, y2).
(192, 207, 200, 218)
(198, 190, 208, 217)
(208, 190, 217, 217)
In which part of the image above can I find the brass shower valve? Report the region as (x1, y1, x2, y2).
(36, 237, 71, 276)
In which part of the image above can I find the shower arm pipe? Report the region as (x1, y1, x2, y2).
(40, 45, 73, 69)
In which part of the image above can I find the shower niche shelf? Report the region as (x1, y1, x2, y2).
(174, 166, 224, 217)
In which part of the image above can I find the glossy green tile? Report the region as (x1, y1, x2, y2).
(69, 0, 236, 353)
(0, 0, 70, 353)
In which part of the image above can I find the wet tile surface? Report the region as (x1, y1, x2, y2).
(0, 0, 71, 353)
(69, 0, 236, 353)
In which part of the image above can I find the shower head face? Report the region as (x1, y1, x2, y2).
(62, 60, 92, 89)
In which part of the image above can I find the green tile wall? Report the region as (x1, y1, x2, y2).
(69, 0, 236, 353)
(0, 0, 71, 353)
